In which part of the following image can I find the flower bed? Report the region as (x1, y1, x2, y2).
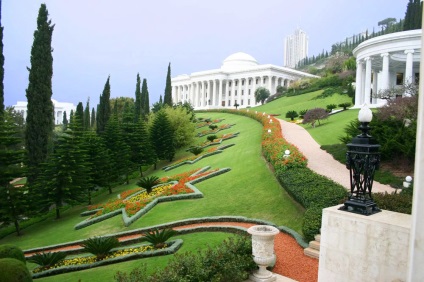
(197, 124, 235, 137)
(163, 144, 234, 171)
(195, 118, 224, 129)
(75, 167, 231, 229)
(194, 132, 239, 148)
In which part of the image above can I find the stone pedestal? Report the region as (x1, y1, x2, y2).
(318, 205, 411, 282)
(247, 225, 279, 282)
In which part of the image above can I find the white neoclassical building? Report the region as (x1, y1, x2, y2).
(171, 52, 318, 110)
(353, 29, 421, 108)
(13, 99, 76, 125)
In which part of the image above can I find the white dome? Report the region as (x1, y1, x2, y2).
(221, 52, 258, 71)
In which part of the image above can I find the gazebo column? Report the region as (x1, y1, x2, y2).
(372, 71, 378, 104)
(405, 49, 415, 96)
(355, 60, 363, 107)
(364, 57, 372, 105)
(381, 53, 390, 91)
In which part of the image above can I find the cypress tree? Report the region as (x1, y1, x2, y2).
(404, 0, 413, 31)
(91, 107, 96, 128)
(62, 111, 68, 130)
(0, 0, 4, 115)
(75, 102, 84, 129)
(25, 3, 54, 186)
(96, 76, 111, 134)
(141, 78, 150, 118)
(164, 63, 173, 106)
(84, 99, 90, 130)
(134, 73, 141, 122)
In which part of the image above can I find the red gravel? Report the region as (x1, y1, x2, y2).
(26, 222, 318, 282)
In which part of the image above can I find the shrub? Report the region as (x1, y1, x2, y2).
(302, 108, 329, 127)
(0, 258, 32, 282)
(81, 236, 120, 261)
(326, 104, 337, 112)
(299, 109, 308, 118)
(115, 235, 256, 282)
(27, 252, 67, 270)
(141, 228, 178, 249)
(302, 207, 324, 242)
(285, 110, 299, 121)
(0, 244, 26, 264)
(338, 102, 352, 110)
(137, 176, 160, 194)
(209, 124, 218, 130)
(373, 192, 412, 214)
(207, 134, 218, 142)
(189, 146, 204, 156)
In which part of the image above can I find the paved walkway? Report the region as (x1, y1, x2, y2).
(278, 119, 395, 194)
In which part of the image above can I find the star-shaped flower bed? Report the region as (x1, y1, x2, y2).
(75, 166, 230, 230)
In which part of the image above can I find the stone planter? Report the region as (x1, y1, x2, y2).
(247, 225, 279, 282)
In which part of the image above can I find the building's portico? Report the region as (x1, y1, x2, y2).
(172, 52, 318, 110)
(353, 30, 421, 108)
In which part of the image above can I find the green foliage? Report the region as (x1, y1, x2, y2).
(27, 252, 67, 269)
(96, 76, 111, 134)
(302, 207, 323, 242)
(326, 104, 337, 112)
(189, 146, 204, 156)
(134, 73, 142, 122)
(403, 0, 422, 31)
(0, 245, 26, 264)
(207, 134, 217, 142)
(137, 176, 160, 194)
(141, 78, 150, 118)
(285, 110, 299, 121)
(150, 110, 176, 162)
(75, 102, 84, 129)
(162, 106, 196, 149)
(302, 108, 329, 127)
(25, 3, 55, 186)
(84, 99, 90, 130)
(338, 102, 352, 110)
(313, 87, 339, 99)
(299, 109, 308, 118)
(209, 124, 218, 130)
(82, 236, 120, 261)
(0, 258, 32, 282)
(0, 20, 3, 114)
(373, 192, 413, 214)
(164, 63, 173, 107)
(116, 235, 256, 282)
(141, 228, 177, 249)
(254, 87, 271, 105)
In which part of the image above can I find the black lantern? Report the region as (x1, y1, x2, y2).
(340, 104, 381, 215)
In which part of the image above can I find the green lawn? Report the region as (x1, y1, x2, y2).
(0, 112, 304, 254)
(252, 90, 352, 119)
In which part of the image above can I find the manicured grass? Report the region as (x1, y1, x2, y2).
(0, 113, 304, 250)
(252, 90, 351, 119)
(33, 232, 236, 282)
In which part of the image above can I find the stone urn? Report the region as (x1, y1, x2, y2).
(247, 225, 279, 282)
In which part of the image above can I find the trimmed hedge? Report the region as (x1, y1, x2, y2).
(0, 244, 26, 264)
(277, 168, 347, 241)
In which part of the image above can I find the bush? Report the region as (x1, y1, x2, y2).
(27, 252, 67, 270)
(302, 108, 329, 127)
(285, 110, 299, 121)
(299, 109, 308, 118)
(0, 258, 32, 282)
(141, 228, 178, 249)
(0, 244, 26, 264)
(338, 102, 351, 110)
(209, 124, 218, 130)
(326, 104, 337, 112)
(302, 207, 324, 242)
(137, 176, 160, 194)
(373, 192, 412, 214)
(115, 235, 256, 282)
(81, 236, 120, 261)
(189, 146, 204, 156)
(206, 135, 217, 142)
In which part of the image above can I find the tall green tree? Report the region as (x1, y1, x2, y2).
(96, 76, 111, 134)
(404, 0, 422, 31)
(36, 115, 90, 219)
(75, 102, 84, 129)
(164, 63, 173, 106)
(254, 87, 270, 105)
(62, 111, 68, 130)
(91, 107, 96, 129)
(134, 73, 141, 122)
(84, 99, 90, 130)
(141, 78, 150, 118)
(150, 110, 175, 166)
(25, 3, 55, 186)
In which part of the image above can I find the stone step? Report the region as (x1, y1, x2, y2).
(309, 240, 320, 251)
(304, 247, 319, 259)
(315, 234, 321, 242)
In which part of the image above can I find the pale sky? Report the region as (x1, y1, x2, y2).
(3, 0, 406, 108)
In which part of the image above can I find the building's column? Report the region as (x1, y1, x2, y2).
(207, 80, 211, 107)
(251, 77, 257, 105)
(381, 53, 390, 91)
(230, 79, 235, 107)
(237, 78, 242, 107)
(364, 57, 372, 105)
(354, 60, 363, 107)
(267, 76, 272, 92)
(244, 78, 249, 107)
(372, 71, 378, 104)
(194, 82, 199, 108)
(405, 49, 415, 96)
(212, 80, 217, 107)
(218, 79, 223, 107)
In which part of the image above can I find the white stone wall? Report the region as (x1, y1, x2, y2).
(318, 205, 411, 282)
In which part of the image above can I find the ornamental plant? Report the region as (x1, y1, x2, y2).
(285, 110, 299, 121)
(137, 176, 160, 194)
(28, 252, 67, 270)
(141, 228, 178, 249)
(207, 134, 218, 142)
(81, 236, 120, 261)
(189, 146, 204, 156)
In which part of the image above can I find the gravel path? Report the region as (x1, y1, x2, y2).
(278, 119, 395, 194)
